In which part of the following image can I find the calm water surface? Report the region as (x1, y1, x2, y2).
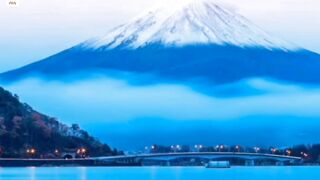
(0, 167, 319, 180)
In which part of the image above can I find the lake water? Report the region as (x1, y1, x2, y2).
(0, 167, 319, 180)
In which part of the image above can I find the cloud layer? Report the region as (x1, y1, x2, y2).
(2, 76, 320, 149)
(4, 77, 320, 123)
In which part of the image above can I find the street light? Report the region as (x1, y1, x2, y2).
(271, 148, 277, 154)
(77, 148, 87, 158)
(30, 148, 35, 154)
(27, 148, 36, 157)
(194, 145, 203, 152)
(215, 145, 219, 151)
(219, 145, 224, 152)
(254, 147, 260, 153)
(235, 145, 240, 152)
(301, 152, 308, 158)
(286, 150, 292, 156)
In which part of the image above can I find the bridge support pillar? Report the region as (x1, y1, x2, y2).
(245, 160, 255, 166)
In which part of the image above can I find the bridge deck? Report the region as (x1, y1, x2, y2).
(94, 152, 301, 161)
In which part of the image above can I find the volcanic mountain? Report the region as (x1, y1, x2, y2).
(1, 0, 320, 84)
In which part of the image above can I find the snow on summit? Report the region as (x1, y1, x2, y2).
(83, 0, 297, 50)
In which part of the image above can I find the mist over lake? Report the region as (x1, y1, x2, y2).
(2, 74, 320, 149)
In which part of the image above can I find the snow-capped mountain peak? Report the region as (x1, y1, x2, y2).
(1, 0, 320, 86)
(83, 0, 297, 50)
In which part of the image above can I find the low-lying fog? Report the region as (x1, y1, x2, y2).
(2, 74, 320, 149)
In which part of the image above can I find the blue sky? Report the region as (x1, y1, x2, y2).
(0, 0, 320, 72)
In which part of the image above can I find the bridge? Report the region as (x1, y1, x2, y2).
(0, 152, 302, 167)
(93, 152, 302, 166)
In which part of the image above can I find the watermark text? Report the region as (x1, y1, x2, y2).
(7, 0, 20, 7)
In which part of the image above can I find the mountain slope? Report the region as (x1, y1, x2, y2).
(0, 87, 120, 158)
(1, 0, 320, 84)
(1, 44, 320, 84)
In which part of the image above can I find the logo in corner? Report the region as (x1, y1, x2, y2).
(7, 0, 19, 7)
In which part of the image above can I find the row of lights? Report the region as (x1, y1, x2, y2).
(146, 145, 183, 150)
(301, 152, 308, 158)
(26, 148, 59, 154)
(145, 145, 308, 158)
(26, 148, 36, 155)
(25, 148, 87, 156)
(146, 145, 240, 151)
(194, 145, 203, 149)
(146, 145, 257, 152)
(171, 145, 181, 150)
(27, 148, 60, 155)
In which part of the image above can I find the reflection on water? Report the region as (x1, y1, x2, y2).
(0, 167, 319, 180)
